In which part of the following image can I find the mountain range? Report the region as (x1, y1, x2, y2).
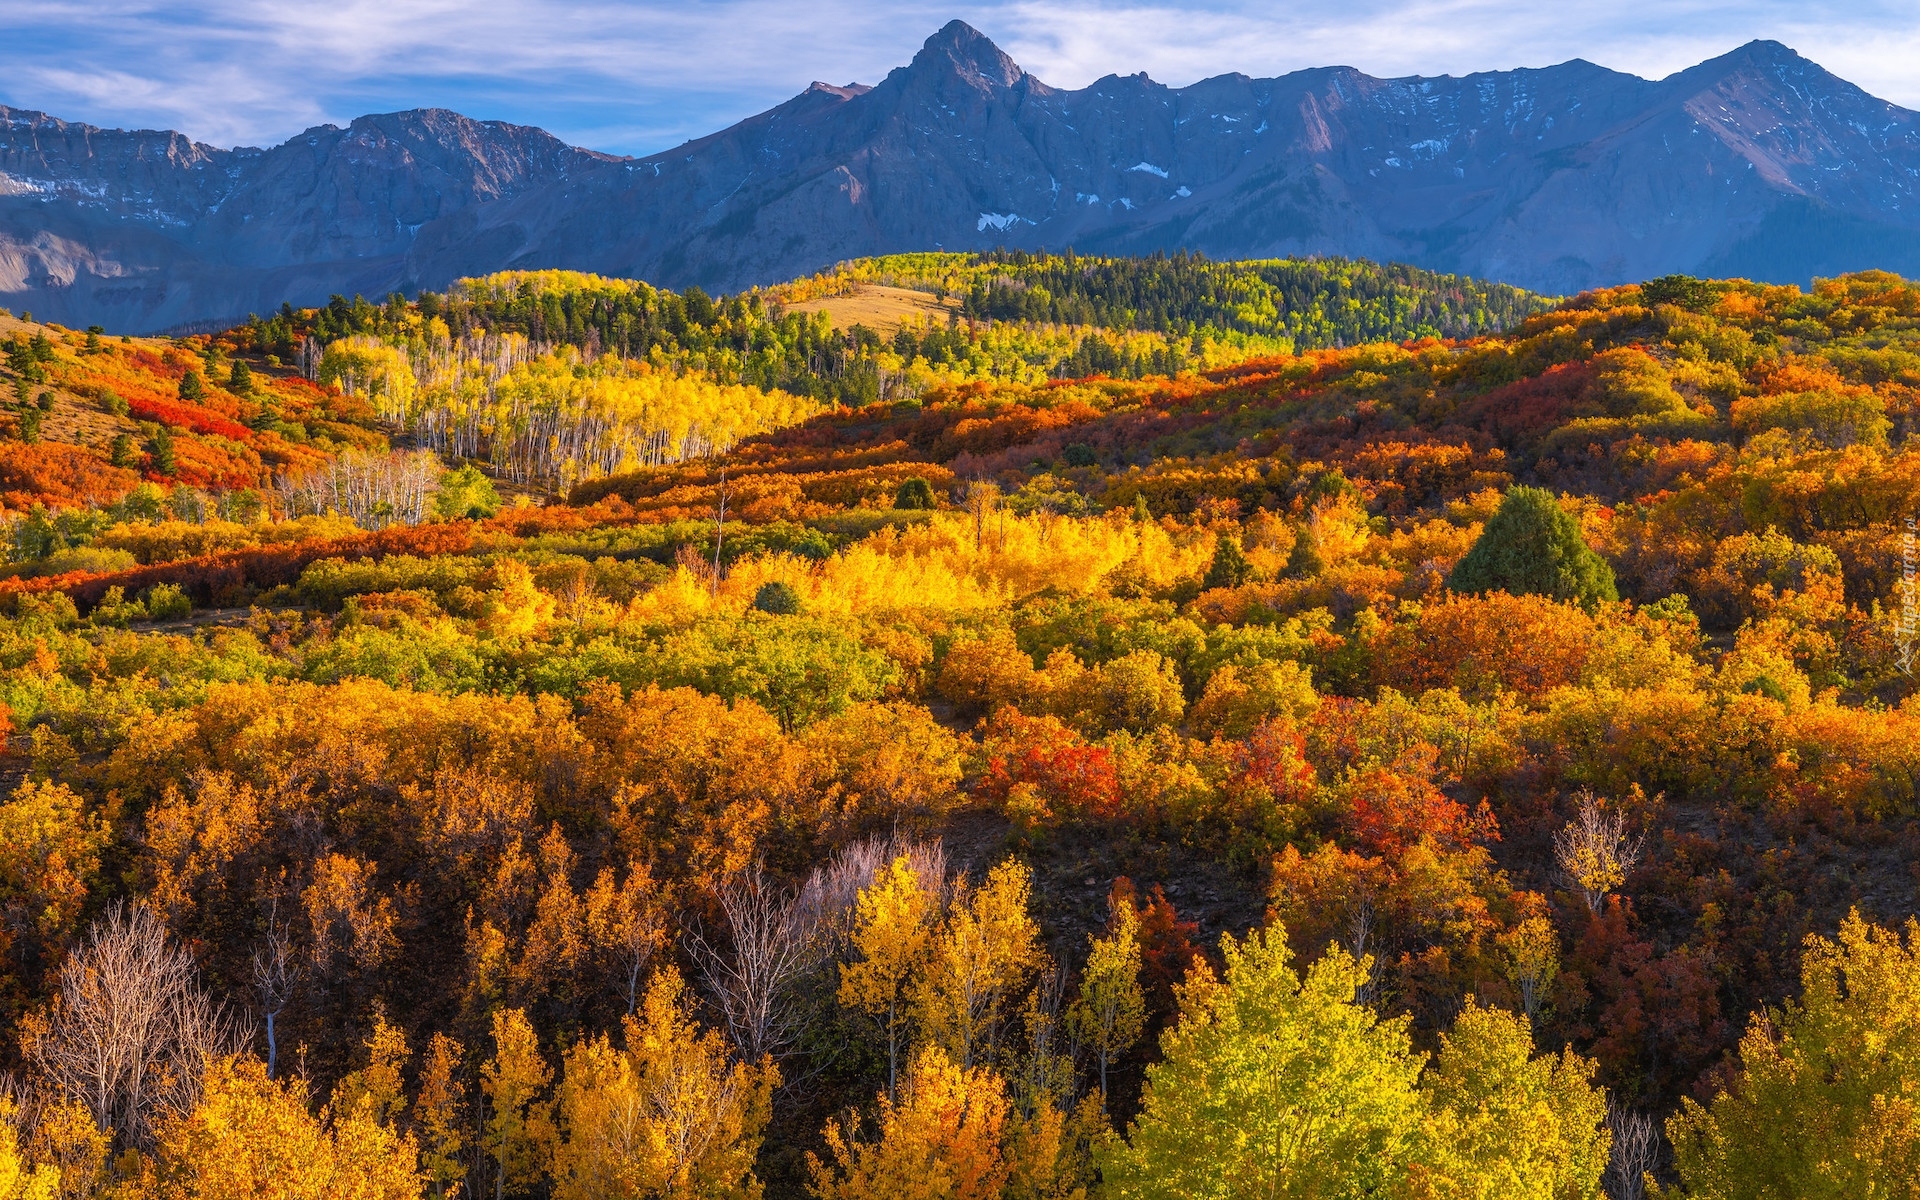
(5, 21, 1920, 333)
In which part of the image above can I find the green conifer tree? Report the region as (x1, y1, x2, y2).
(1202, 535, 1253, 591)
(893, 477, 938, 510)
(1448, 486, 1617, 607)
(151, 428, 177, 476)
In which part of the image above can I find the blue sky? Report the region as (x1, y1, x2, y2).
(5, 1, 1918, 156)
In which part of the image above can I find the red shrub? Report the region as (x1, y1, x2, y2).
(1108, 876, 1203, 1017)
(1563, 897, 1730, 1098)
(1344, 760, 1495, 857)
(0, 519, 483, 612)
(122, 391, 253, 441)
(980, 709, 1122, 820)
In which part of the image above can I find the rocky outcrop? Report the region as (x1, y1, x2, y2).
(6, 23, 1920, 331)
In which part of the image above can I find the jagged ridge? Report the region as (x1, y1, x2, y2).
(5, 24, 1920, 332)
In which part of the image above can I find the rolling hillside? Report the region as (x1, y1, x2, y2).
(0, 253, 1550, 512)
(0, 260, 1915, 1197)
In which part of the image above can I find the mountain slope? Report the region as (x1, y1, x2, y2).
(7, 23, 1920, 331)
(0, 107, 611, 330)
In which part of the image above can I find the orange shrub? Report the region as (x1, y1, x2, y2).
(1377, 591, 1596, 700)
(0, 443, 139, 509)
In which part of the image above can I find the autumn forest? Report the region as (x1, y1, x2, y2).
(0, 255, 1916, 1199)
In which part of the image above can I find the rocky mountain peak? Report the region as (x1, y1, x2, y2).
(908, 20, 1026, 90)
(1671, 38, 1845, 97)
(1721, 39, 1811, 68)
(7, 29, 1920, 332)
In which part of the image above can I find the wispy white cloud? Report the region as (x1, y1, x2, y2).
(991, 0, 1920, 97)
(2, 1, 1916, 155)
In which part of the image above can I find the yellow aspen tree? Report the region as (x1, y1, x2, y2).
(554, 981, 659, 1199)
(0, 1096, 60, 1200)
(24, 1097, 106, 1200)
(839, 856, 935, 1100)
(333, 1009, 411, 1127)
(1408, 1000, 1610, 1200)
(550, 966, 774, 1200)
(1004, 1089, 1106, 1200)
(513, 826, 589, 1002)
(121, 1056, 422, 1200)
(1552, 792, 1643, 915)
(1658, 911, 1920, 1199)
(1098, 927, 1425, 1200)
(808, 1045, 1013, 1200)
(1012, 977, 1078, 1122)
(999, 971, 1104, 1200)
(1496, 917, 1560, 1027)
(0, 779, 108, 948)
(481, 560, 557, 640)
(481, 1009, 552, 1200)
(413, 1033, 468, 1198)
(627, 966, 776, 1200)
(918, 860, 1042, 1070)
(329, 1104, 432, 1200)
(549, 1033, 648, 1200)
(585, 862, 667, 1014)
(1067, 901, 1146, 1108)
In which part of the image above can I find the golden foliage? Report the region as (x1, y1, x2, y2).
(809, 1046, 1013, 1200)
(1661, 911, 1920, 1199)
(840, 856, 937, 1097)
(551, 967, 774, 1200)
(918, 861, 1044, 1069)
(123, 1057, 422, 1200)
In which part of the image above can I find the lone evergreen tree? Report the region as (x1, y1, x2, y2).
(752, 580, 804, 615)
(1202, 534, 1253, 591)
(892, 476, 937, 510)
(1448, 486, 1617, 606)
(178, 369, 206, 401)
(228, 359, 253, 394)
(151, 428, 177, 476)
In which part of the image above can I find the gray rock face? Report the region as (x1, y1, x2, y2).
(0, 107, 610, 330)
(7, 22, 1920, 331)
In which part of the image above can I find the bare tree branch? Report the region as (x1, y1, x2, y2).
(1554, 790, 1645, 914)
(251, 900, 299, 1079)
(1603, 1101, 1661, 1200)
(684, 865, 824, 1066)
(793, 833, 953, 959)
(27, 903, 249, 1152)
(688, 835, 955, 1069)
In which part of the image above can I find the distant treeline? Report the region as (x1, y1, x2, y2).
(941, 250, 1554, 345)
(238, 254, 1553, 408)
